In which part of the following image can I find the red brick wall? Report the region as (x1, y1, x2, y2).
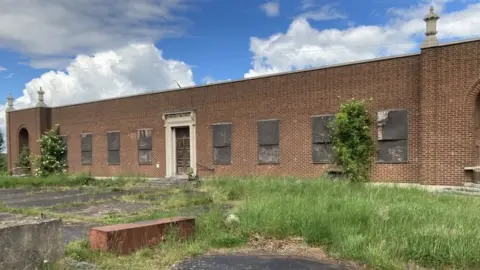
(6, 39, 479, 185)
(35, 54, 420, 182)
(420, 40, 480, 186)
(7, 108, 49, 171)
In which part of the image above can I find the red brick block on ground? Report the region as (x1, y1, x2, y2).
(89, 216, 195, 255)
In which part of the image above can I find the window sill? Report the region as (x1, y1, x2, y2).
(376, 161, 409, 164)
(257, 162, 280, 165)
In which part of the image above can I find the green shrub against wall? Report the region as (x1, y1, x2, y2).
(32, 124, 68, 177)
(15, 148, 31, 174)
(329, 98, 375, 182)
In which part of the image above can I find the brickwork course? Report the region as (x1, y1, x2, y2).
(5, 7, 480, 186)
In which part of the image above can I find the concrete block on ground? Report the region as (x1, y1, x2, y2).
(90, 216, 195, 255)
(0, 218, 64, 270)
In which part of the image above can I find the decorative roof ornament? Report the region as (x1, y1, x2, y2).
(36, 87, 47, 107)
(6, 93, 14, 112)
(421, 5, 440, 49)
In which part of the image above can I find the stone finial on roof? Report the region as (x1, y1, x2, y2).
(6, 93, 14, 112)
(36, 87, 47, 107)
(421, 5, 440, 49)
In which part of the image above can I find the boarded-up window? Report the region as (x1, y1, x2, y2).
(258, 120, 280, 164)
(212, 123, 232, 165)
(81, 133, 92, 165)
(377, 109, 408, 163)
(138, 129, 152, 164)
(107, 131, 120, 165)
(312, 115, 334, 163)
(60, 135, 68, 162)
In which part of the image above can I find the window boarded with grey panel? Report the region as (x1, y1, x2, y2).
(107, 132, 120, 165)
(138, 129, 152, 164)
(258, 120, 280, 164)
(60, 135, 68, 162)
(213, 124, 232, 165)
(377, 109, 408, 163)
(81, 133, 92, 165)
(312, 115, 334, 163)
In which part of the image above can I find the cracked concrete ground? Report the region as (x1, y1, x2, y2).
(0, 180, 357, 269)
(0, 182, 200, 244)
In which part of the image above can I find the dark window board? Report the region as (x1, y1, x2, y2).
(258, 120, 280, 146)
(376, 139, 408, 163)
(107, 132, 120, 151)
(138, 129, 153, 150)
(258, 145, 280, 164)
(312, 115, 334, 143)
(138, 149, 152, 165)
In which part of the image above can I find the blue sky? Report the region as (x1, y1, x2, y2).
(0, 0, 479, 133)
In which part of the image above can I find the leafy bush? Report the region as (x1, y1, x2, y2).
(15, 147, 31, 174)
(329, 99, 375, 182)
(32, 124, 68, 177)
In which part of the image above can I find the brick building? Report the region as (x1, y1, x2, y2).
(5, 7, 480, 185)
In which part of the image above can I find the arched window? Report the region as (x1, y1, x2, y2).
(18, 128, 29, 153)
(475, 94, 480, 164)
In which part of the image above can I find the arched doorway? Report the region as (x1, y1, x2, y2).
(18, 127, 29, 153)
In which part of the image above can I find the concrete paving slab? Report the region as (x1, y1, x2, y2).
(54, 201, 151, 218)
(6, 191, 128, 208)
(172, 255, 355, 270)
(1, 189, 86, 204)
(0, 188, 30, 196)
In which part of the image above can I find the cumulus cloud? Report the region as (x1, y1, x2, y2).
(260, 1, 280, 17)
(245, 1, 480, 78)
(202, 76, 231, 85)
(0, 43, 194, 147)
(0, 66, 6, 72)
(4, 73, 13, 79)
(296, 4, 347, 21)
(0, 0, 190, 68)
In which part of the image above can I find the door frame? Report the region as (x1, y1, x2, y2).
(163, 111, 196, 177)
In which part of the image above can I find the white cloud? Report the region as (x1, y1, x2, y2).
(260, 1, 280, 17)
(4, 73, 14, 79)
(0, 0, 190, 68)
(0, 104, 5, 149)
(0, 66, 6, 72)
(300, 0, 317, 11)
(202, 76, 231, 85)
(0, 43, 194, 148)
(245, 1, 480, 78)
(296, 4, 347, 21)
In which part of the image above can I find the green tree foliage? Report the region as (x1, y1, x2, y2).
(329, 99, 375, 182)
(32, 124, 68, 177)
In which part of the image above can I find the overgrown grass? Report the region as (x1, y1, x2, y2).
(65, 206, 244, 269)
(0, 173, 145, 189)
(63, 176, 480, 269)
(202, 176, 480, 269)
